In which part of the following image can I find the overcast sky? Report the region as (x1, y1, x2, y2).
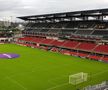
(0, 0, 108, 21)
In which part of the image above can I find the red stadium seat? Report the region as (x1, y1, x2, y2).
(62, 41, 79, 49)
(94, 45, 108, 54)
(76, 42, 96, 51)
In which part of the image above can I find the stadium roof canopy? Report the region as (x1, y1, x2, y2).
(18, 8, 108, 21)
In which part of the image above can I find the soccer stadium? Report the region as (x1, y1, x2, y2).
(0, 2, 108, 90)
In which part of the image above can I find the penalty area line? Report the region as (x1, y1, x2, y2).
(5, 76, 27, 90)
(46, 82, 68, 90)
(89, 69, 108, 78)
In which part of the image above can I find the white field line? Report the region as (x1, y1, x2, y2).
(49, 74, 68, 82)
(7, 66, 46, 78)
(46, 82, 68, 90)
(8, 63, 69, 78)
(89, 69, 108, 78)
(47, 74, 69, 90)
(47, 69, 108, 90)
(48, 75, 68, 85)
(6, 76, 27, 90)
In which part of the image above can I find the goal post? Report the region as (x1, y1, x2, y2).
(69, 72, 88, 85)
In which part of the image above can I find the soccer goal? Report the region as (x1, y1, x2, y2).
(69, 72, 88, 85)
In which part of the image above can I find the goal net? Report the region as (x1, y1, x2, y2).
(69, 72, 88, 85)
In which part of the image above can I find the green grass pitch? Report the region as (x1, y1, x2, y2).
(0, 44, 108, 90)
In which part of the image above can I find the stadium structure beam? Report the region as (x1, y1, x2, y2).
(18, 8, 108, 22)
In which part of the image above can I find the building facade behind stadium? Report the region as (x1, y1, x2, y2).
(0, 21, 23, 43)
(16, 8, 108, 62)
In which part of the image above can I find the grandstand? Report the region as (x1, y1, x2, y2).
(17, 8, 108, 62)
(0, 8, 108, 90)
